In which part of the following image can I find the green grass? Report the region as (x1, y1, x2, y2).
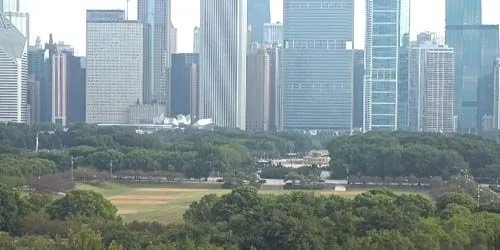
(76, 182, 429, 224)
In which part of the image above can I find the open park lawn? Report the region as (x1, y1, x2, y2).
(76, 182, 424, 224)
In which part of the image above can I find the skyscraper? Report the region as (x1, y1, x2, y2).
(445, 0, 499, 133)
(0, 13, 27, 123)
(445, 0, 481, 26)
(138, 0, 171, 104)
(85, 10, 145, 124)
(446, 24, 499, 132)
(51, 48, 70, 127)
(364, 0, 411, 131)
(171, 53, 199, 117)
(283, 0, 354, 132)
(266, 44, 283, 132)
(246, 43, 270, 131)
(247, 0, 270, 43)
(1, 0, 19, 12)
(66, 54, 85, 124)
(353, 49, 364, 129)
(263, 22, 283, 45)
(28, 43, 46, 123)
(170, 21, 177, 54)
(199, 0, 247, 129)
(409, 42, 455, 132)
(193, 26, 200, 53)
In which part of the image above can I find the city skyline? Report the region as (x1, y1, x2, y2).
(17, 0, 500, 55)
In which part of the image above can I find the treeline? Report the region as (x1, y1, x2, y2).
(328, 132, 500, 181)
(5, 184, 500, 249)
(0, 123, 327, 186)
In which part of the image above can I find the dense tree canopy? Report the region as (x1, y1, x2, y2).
(328, 132, 500, 181)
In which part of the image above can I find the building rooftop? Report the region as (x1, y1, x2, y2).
(0, 12, 26, 61)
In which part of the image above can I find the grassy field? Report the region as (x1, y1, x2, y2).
(76, 182, 426, 224)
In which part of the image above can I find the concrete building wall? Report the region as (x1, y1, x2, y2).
(86, 10, 144, 124)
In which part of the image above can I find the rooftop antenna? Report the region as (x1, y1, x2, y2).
(126, 0, 130, 20)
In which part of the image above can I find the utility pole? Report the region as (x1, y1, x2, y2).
(477, 185, 481, 208)
(70, 156, 74, 182)
(109, 159, 113, 176)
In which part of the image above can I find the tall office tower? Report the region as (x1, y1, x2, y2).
(138, 0, 171, 104)
(51, 48, 70, 127)
(364, 0, 410, 131)
(283, 0, 354, 132)
(353, 49, 364, 129)
(493, 59, 500, 130)
(263, 22, 283, 45)
(199, 0, 247, 129)
(193, 26, 200, 53)
(86, 10, 145, 124)
(170, 21, 177, 54)
(246, 43, 270, 131)
(445, 0, 481, 26)
(0, 13, 27, 123)
(27, 76, 39, 124)
(247, 0, 270, 43)
(51, 43, 83, 127)
(409, 42, 455, 132)
(28, 43, 46, 123)
(265, 44, 283, 132)
(66, 54, 85, 124)
(170, 53, 199, 117)
(1, 0, 19, 12)
(446, 24, 499, 132)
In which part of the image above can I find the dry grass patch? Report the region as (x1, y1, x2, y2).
(135, 188, 213, 192)
(109, 195, 174, 205)
(117, 209, 138, 215)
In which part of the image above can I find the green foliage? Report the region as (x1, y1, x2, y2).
(66, 225, 102, 250)
(436, 192, 477, 212)
(0, 184, 29, 234)
(47, 190, 117, 221)
(327, 132, 500, 179)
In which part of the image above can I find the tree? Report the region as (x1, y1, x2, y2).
(436, 192, 476, 212)
(107, 240, 124, 250)
(66, 225, 102, 250)
(47, 190, 117, 221)
(0, 184, 29, 234)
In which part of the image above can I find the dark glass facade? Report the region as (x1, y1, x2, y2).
(446, 25, 499, 132)
(247, 0, 270, 43)
(170, 53, 199, 117)
(28, 47, 47, 123)
(353, 49, 364, 129)
(283, 0, 354, 132)
(67, 54, 86, 124)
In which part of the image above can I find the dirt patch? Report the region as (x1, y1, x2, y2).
(135, 188, 211, 192)
(112, 200, 168, 205)
(109, 195, 173, 205)
(117, 209, 138, 215)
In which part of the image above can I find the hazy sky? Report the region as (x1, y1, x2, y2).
(19, 0, 500, 56)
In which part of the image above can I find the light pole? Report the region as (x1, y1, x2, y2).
(70, 156, 74, 182)
(477, 185, 481, 208)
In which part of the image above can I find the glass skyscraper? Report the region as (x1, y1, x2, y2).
(445, 0, 499, 132)
(445, 0, 481, 26)
(364, 0, 410, 131)
(282, 0, 354, 132)
(138, 0, 171, 105)
(247, 0, 270, 43)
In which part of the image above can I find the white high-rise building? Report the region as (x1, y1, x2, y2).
(0, 13, 27, 123)
(263, 22, 282, 45)
(51, 44, 74, 127)
(0, 0, 19, 12)
(409, 42, 455, 132)
(199, 0, 247, 129)
(85, 10, 145, 124)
